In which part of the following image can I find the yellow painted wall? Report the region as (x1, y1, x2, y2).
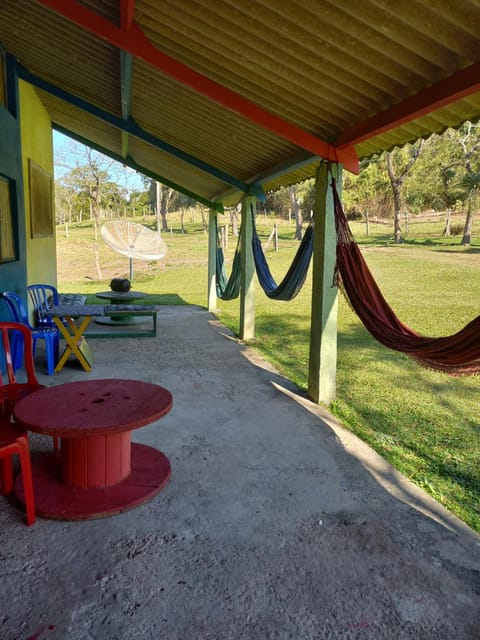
(18, 80, 57, 291)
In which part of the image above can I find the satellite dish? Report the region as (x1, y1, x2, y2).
(101, 220, 167, 280)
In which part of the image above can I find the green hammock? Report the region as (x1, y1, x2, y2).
(215, 216, 242, 300)
(251, 205, 314, 300)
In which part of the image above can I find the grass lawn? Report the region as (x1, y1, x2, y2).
(56, 212, 480, 533)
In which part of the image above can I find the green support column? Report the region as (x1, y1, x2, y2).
(308, 163, 342, 405)
(239, 195, 256, 340)
(207, 209, 217, 312)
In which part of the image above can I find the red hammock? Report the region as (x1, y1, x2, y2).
(332, 178, 480, 375)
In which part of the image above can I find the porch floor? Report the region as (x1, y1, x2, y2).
(1, 305, 478, 639)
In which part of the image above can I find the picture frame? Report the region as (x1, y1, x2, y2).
(0, 176, 16, 262)
(0, 48, 6, 107)
(29, 158, 54, 238)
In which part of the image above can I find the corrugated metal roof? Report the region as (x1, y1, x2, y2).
(1, 0, 479, 206)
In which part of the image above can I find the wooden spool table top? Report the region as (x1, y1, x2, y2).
(14, 378, 173, 438)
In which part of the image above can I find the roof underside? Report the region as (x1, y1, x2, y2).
(1, 0, 480, 207)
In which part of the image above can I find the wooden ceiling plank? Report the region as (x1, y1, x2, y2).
(36, 0, 358, 172)
(18, 63, 249, 192)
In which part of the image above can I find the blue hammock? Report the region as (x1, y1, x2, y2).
(215, 217, 242, 300)
(251, 206, 314, 300)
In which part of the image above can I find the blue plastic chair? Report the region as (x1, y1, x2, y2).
(0, 292, 59, 376)
(27, 284, 60, 329)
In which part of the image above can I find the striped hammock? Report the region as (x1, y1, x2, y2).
(215, 216, 242, 300)
(252, 205, 314, 301)
(332, 178, 480, 375)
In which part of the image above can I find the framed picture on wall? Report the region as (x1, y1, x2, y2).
(0, 49, 6, 107)
(0, 176, 16, 262)
(29, 158, 54, 237)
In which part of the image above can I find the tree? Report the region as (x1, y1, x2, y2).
(455, 122, 480, 244)
(264, 187, 291, 219)
(440, 167, 456, 236)
(144, 179, 175, 232)
(296, 179, 316, 234)
(289, 185, 303, 240)
(384, 140, 424, 243)
(169, 192, 196, 233)
(459, 171, 480, 245)
(54, 182, 76, 233)
(402, 134, 454, 213)
(344, 157, 390, 232)
(56, 146, 126, 278)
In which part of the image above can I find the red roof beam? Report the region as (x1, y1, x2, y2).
(336, 62, 480, 149)
(120, 0, 135, 31)
(36, 0, 358, 173)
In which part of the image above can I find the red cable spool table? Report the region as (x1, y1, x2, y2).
(13, 379, 173, 520)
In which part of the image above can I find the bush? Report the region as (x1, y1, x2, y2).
(346, 206, 363, 220)
(449, 223, 464, 236)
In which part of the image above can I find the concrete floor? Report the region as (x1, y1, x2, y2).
(1, 305, 479, 640)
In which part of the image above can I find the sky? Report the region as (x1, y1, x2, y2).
(53, 129, 146, 192)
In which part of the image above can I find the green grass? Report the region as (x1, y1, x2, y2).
(56, 213, 480, 532)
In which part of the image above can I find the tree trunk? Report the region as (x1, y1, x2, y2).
(161, 207, 168, 231)
(93, 240, 102, 280)
(155, 181, 162, 232)
(385, 141, 424, 244)
(386, 155, 403, 243)
(289, 185, 303, 240)
(200, 207, 207, 232)
(90, 199, 102, 279)
(392, 186, 402, 243)
(403, 207, 409, 235)
(462, 204, 474, 245)
(231, 206, 240, 236)
(443, 208, 451, 236)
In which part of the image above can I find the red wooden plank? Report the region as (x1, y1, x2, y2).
(15, 445, 171, 520)
(104, 432, 131, 486)
(14, 379, 173, 437)
(120, 0, 135, 31)
(85, 435, 107, 488)
(336, 62, 480, 149)
(36, 0, 358, 172)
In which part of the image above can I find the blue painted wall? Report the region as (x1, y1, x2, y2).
(0, 54, 27, 320)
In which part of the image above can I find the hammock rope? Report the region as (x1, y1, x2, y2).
(252, 205, 314, 300)
(215, 216, 242, 300)
(332, 177, 480, 375)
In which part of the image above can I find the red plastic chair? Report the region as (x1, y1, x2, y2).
(0, 420, 35, 525)
(0, 321, 45, 420)
(0, 322, 40, 525)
